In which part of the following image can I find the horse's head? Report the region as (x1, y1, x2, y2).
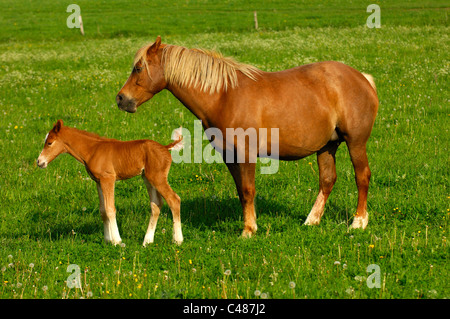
(37, 120, 66, 169)
(116, 36, 166, 113)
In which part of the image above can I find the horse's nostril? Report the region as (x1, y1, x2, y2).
(116, 94, 124, 104)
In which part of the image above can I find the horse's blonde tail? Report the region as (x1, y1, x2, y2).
(167, 127, 184, 151)
(362, 73, 377, 94)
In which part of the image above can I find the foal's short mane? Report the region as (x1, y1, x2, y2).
(66, 126, 108, 141)
(134, 42, 261, 94)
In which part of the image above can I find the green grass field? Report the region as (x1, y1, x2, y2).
(0, 1, 448, 299)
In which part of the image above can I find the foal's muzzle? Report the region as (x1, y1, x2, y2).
(116, 94, 137, 113)
(36, 157, 47, 169)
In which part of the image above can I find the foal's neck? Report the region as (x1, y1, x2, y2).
(60, 127, 102, 164)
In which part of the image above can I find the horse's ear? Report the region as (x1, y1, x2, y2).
(53, 119, 63, 133)
(149, 36, 161, 53)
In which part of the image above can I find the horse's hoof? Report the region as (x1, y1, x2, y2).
(350, 214, 369, 230)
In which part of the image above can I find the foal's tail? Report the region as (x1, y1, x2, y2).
(166, 127, 184, 151)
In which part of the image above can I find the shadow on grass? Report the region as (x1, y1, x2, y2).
(172, 195, 349, 234)
(9, 194, 350, 242)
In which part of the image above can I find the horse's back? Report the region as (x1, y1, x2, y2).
(234, 60, 377, 115)
(224, 61, 378, 156)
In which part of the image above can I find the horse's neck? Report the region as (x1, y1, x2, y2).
(60, 128, 99, 164)
(167, 83, 223, 129)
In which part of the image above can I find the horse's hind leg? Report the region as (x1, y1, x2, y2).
(142, 176, 163, 246)
(347, 141, 371, 229)
(304, 142, 338, 226)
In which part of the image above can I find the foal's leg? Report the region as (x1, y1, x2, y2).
(142, 176, 163, 246)
(226, 162, 257, 238)
(144, 171, 183, 244)
(304, 142, 338, 226)
(97, 179, 122, 245)
(156, 182, 183, 244)
(347, 142, 371, 229)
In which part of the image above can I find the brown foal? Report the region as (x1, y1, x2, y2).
(37, 120, 184, 245)
(116, 36, 378, 236)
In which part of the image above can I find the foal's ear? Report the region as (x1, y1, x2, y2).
(53, 119, 63, 133)
(149, 36, 161, 53)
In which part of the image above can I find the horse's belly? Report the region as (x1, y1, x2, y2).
(256, 116, 336, 160)
(259, 139, 319, 160)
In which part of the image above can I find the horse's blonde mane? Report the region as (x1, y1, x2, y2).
(133, 44, 152, 75)
(134, 42, 261, 94)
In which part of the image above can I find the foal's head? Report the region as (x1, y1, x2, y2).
(116, 36, 166, 113)
(37, 120, 66, 169)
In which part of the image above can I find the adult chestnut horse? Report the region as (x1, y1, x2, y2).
(116, 36, 378, 237)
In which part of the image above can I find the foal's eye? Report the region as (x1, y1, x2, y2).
(47, 142, 53, 146)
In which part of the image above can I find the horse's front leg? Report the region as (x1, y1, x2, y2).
(226, 162, 257, 238)
(97, 179, 122, 245)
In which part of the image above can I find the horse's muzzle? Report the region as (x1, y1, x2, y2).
(116, 94, 137, 113)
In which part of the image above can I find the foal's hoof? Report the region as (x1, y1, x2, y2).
(241, 231, 253, 239)
(142, 239, 153, 247)
(241, 226, 257, 238)
(108, 240, 123, 246)
(173, 230, 184, 245)
(173, 239, 183, 245)
(172, 236, 183, 245)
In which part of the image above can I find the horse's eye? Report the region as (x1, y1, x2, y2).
(47, 142, 53, 146)
(134, 67, 143, 73)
